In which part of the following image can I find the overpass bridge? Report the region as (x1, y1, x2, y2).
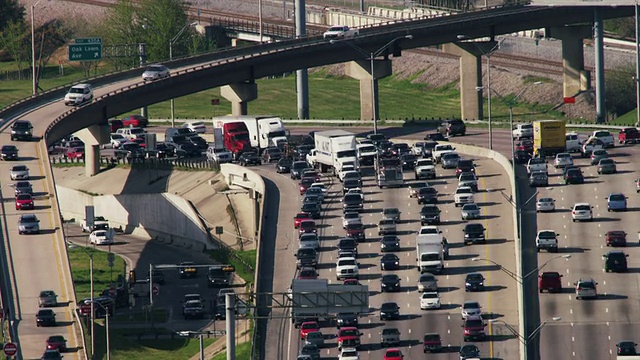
(0, 3, 635, 359)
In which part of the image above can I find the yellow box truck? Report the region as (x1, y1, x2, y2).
(533, 120, 566, 157)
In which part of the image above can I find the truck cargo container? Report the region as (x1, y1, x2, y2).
(307, 130, 358, 175)
(533, 120, 566, 157)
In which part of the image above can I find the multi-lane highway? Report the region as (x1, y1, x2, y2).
(255, 140, 520, 359)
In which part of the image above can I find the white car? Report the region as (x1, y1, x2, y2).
(461, 300, 482, 320)
(571, 203, 593, 222)
(142, 64, 170, 81)
(206, 147, 232, 163)
(419, 225, 442, 235)
(420, 292, 441, 309)
(10, 165, 29, 180)
(323, 25, 359, 39)
(110, 133, 127, 148)
(336, 257, 359, 280)
(89, 230, 114, 245)
(342, 212, 362, 228)
(310, 183, 328, 194)
(461, 203, 481, 220)
(454, 186, 475, 207)
(64, 83, 93, 105)
(299, 234, 320, 250)
(554, 153, 573, 168)
(415, 159, 436, 179)
(338, 347, 360, 360)
(184, 121, 206, 134)
(512, 123, 534, 139)
(536, 197, 555, 212)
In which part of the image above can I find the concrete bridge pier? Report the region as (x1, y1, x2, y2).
(74, 124, 110, 177)
(546, 25, 592, 98)
(442, 41, 498, 121)
(344, 59, 392, 121)
(221, 82, 258, 116)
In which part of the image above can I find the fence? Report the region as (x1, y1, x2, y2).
(49, 155, 221, 171)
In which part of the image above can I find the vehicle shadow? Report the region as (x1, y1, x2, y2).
(485, 238, 508, 245)
(595, 293, 628, 300)
(438, 286, 460, 293)
(558, 247, 588, 253)
(439, 303, 460, 311)
(358, 273, 381, 281)
(483, 285, 507, 292)
(447, 253, 478, 261)
(593, 217, 621, 223)
(442, 264, 500, 276)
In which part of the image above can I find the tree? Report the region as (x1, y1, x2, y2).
(0, 0, 25, 32)
(102, 0, 145, 70)
(0, 19, 29, 76)
(137, 0, 188, 62)
(605, 66, 636, 119)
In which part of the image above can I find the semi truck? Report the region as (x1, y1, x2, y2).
(416, 234, 444, 274)
(307, 130, 358, 175)
(378, 168, 404, 188)
(533, 120, 566, 157)
(212, 121, 251, 159)
(213, 115, 288, 151)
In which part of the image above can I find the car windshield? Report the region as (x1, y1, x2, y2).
(386, 350, 402, 357)
(147, 65, 165, 72)
(530, 158, 545, 164)
(12, 166, 27, 171)
(610, 194, 625, 201)
(339, 259, 356, 266)
(342, 350, 357, 357)
(575, 205, 590, 211)
(467, 274, 483, 281)
(457, 187, 472, 194)
(16, 194, 31, 200)
(344, 213, 358, 219)
(465, 319, 483, 327)
(466, 224, 484, 232)
(600, 159, 614, 164)
(340, 329, 359, 336)
(422, 292, 438, 299)
(69, 87, 84, 94)
(579, 281, 595, 289)
(539, 231, 556, 239)
(462, 204, 478, 210)
(539, 198, 553, 203)
(344, 194, 361, 202)
(346, 223, 362, 230)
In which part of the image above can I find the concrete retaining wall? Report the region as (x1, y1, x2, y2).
(220, 163, 265, 241)
(56, 186, 213, 250)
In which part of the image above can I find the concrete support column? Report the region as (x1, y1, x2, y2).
(344, 59, 392, 121)
(547, 25, 591, 98)
(594, 8, 607, 123)
(75, 124, 110, 177)
(442, 42, 493, 120)
(220, 82, 258, 116)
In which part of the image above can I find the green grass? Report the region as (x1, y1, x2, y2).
(68, 245, 127, 299)
(612, 109, 639, 126)
(211, 338, 252, 360)
(205, 249, 256, 284)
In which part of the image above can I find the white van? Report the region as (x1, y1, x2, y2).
(64, 83, 93, 105)
(565, 132, 581, 153)
(115, 127, 146, 140)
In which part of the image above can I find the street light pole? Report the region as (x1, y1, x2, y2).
(31, 1, 41, 95)
(169, 22, 197, 126)
(490, 317, 561, 346)
(93, 301, 111, 360)
(472, 254, 570, 284)
(370, 52, 377, 133)
(487, 54, 492, 149)
(89, 254, 95, 360)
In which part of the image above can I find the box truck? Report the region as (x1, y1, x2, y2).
(533, 120, 566, 157)
(213, 115, 288, 151)
(307, 130, 358, 175)
(416, 234, 445, 274)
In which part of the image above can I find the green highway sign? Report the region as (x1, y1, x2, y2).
(75, 37, 102, 44)
(69, 43, 102, 61)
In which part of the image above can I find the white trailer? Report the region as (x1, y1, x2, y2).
(416, 234, 444, 274)
(213, 128, 224, 150)
(307, 130, 358, 175)
(212, 115, 288, 150)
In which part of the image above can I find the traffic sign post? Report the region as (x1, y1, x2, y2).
(69, 38, 103, 61)
(3, 342, 17, 357)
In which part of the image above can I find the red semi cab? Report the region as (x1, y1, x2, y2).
(618, 127, 640, 145)
(218, 122, 251, 159)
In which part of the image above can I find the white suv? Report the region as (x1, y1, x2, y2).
(336, 258, 359, 280)
(64, 83, 93, 105)
(571, 203, 593, 222)
(454, 186, 475, 207)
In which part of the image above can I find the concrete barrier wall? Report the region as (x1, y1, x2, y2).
(220, 163, 266, 240)
(56, 186, 212, 250)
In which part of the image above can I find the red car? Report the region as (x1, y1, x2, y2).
(345, 223, 365, 241)
(299, 178, 314, 195)
(109, 119, 124, 133)
(343, 279, 359, 285)
(423, 333, 442, 353)
(515, 139, 534, 154)
(337, 327, 362, 350)
(299, 321, 319, 339)
(298, 267, 318, 280)
(132, 135, 147, 148)
(538, 272, 563, 293)
(121, 114, 148, 127)
(605, 230, 627, 247)
(46, 335, 67, 351)
(294, 212, 312, 228)
(383, 348, 404, 360)
(15, 194, 34, 210)
(65, 147, 85, 159)
(298, 220, 317, 236)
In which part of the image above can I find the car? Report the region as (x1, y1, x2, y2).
(15, 193, 34, 210)
(382, 207, 401, 222)
(458, 171, 478, 192)
(423, 333, 442, 353)
(276, 158, 293, 173)
(603, 250, 628, 272)
(617, 341, 638, 355)
(607, 193, 627, 212)
(299, 178, 315, 195)
(461, 203, 481, 220)
(336, 257, 359, 280)
(10, 164, 29, 180)
(343, 278, 359, 285)
(515, 138, 534, 153)
(13, 180, 33, 196)
(383, 348, 404, 360)
(420, 291, 441, 309)
(400, 153, 418, 170)
(343, 179, 361, 194)
(380, 254, 400, 271)
(459, 344, 480, 359)
(454, 186, 474, 207)
(465, 273, 485, 292)
(300, 343, 321, 360)
(438, 119, 466, 136)
(298, 267, 318, 280)
(461, 300, 482, 319)
(414, 159, 436, 179)
(302, 169, 321, 182)
(41, 349, 63, 359)
(294, 212, 312, 228)
(304, 331, 324, 347)
(142, 64, 170, 81)
(338, 237, 358, 257)
(238, 152, 261, 166)
(336, 312, 359, 328)
(261, 147, 283, 163)
(39, 290, 58, 307)
(380, 328, 400, 347)
(562, 168, 584, 185)
(536, 197, 555, 212)
(440, 152, 461, 169)
(342, 193, 364, 213)
(290, 161, 310, 179)
(463, 223, 485, 245)
(338, 348, 360, 360)
(554, 152, 573, 168)
(381, 274, 401, 292)
(527, 157, 548, 174)
(46, 335, 67, 352)
(539, 271, 563, 293)
(295, 247, 318, 268)
(345, 223, 365, 241)
(606, 230, 627, 247)
(513, 123, 534, 139)
(380, 235, 400, 252)
(463, 318, 487, 341)
(456, 159, 476, 176)
(424, 132, 446, 141)
(64, 146, 85, 159)
(337, 327, 362, 350)
(11, 120, 34, 141)
(299, 321, 319, 339)
(36, 309, 56, 327)
(419, 204, 441, 225)
(536, 230, 559, 253)
(417, 187, 438, 204)
(590, 148, 608, 165)
(110, 133, 128, 148)
(408, 182, 428, 198)
(299, 233, 320, 250)
(298, 220, 317, 236)
(342, 212, 362, 228)
(417, 272, 438, 292)
(378, 219, 397, 235)
(379, 302, 400, 320)
(575, 278, 598, 299)
(571, 203, 593, 222)
(18, 213, 40, 234)
(121, 114, 149, 128)
(597, 158, 617, 174)
(301, 203, 321, 219)
(89, 230, 113, 245)
(64, 83, 92, 105)
(529, 171, 549, 187)
(178, 261, 198, 278)
(184, 121, 206, 134)
(182, 299, 205, 319)
(514, 149, 532, 164)
(1, 144, 19, 161)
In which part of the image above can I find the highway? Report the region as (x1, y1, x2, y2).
(254, 140, 520, 359)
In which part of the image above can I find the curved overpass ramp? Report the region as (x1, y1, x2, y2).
(0, 4, 633, 359)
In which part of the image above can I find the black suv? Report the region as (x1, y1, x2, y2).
(11, 120, 33, 141)
(238, 152, 261, 166)
(36, 309, 56, 327)
(417, 187, 438, 204)
(463, 223, 486, 245)
(564, 168, 584, 184)
(381, 274, 401, 292)
(336, 312, 359, 328)
(275, 158, 292, 173)
(290, 161, 309, 179)
(465, 273, 485, 292)
(400, 153, 417, 170)
(604, 250, 628, 272)
(439, 119, 466, 136)
(420, 205, 441, 225)
(379, 302, 400, 321)
(380, 236, 400, 252)
(338, 237, 358, 257)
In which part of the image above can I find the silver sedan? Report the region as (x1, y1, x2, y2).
(142, 64, 170, 81)
(536, 197, 556, 212)
(461, 203, 481, 220)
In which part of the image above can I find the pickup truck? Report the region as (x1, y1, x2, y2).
(323, 25, 359, 39)
(536, 230, 559, 253)
(618, 127, 640, 144)
(591, 130, 615, 148)
(512, 123, 534, 139)
(526, 157, 547, 174)
(414, 159, 436, 180)
(580, 136, 605, 157)
(432, 144, 455, 163)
